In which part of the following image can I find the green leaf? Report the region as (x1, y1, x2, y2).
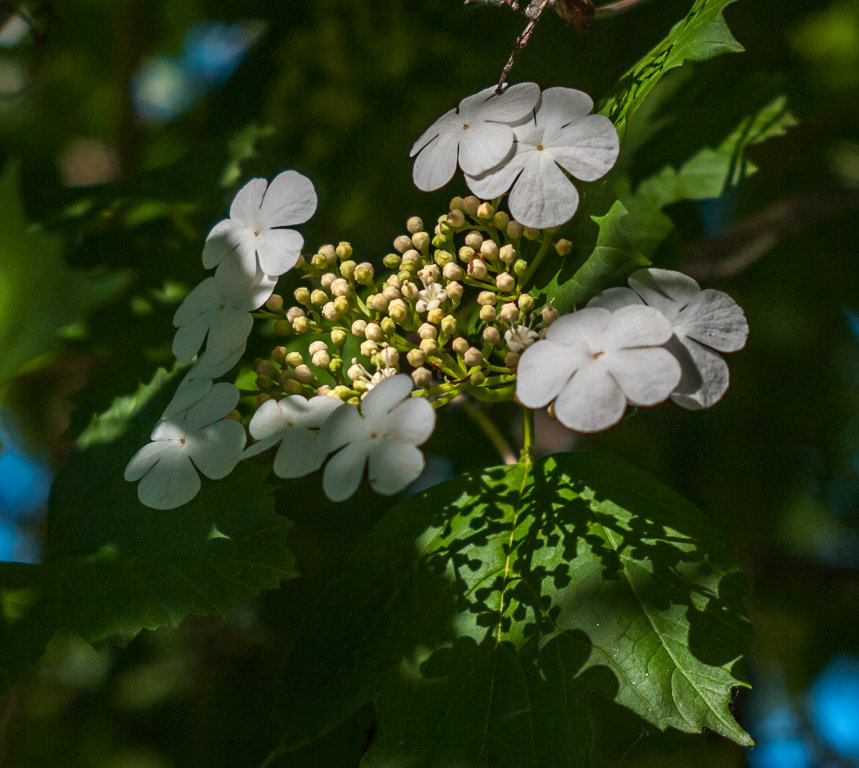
(275, 453, 752, 767)
(0, 369, 297, 693)
(542, 200, 650, 312)
(620, 94, 797, 256)
(0, 164, 129, 394)
(599, 0, 745, 139)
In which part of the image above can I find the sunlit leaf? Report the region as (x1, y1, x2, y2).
(275, 453, 752, 767)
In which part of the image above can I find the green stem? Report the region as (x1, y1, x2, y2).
(518, 234, 553, 290)
(462, 400, 517, 465)
(520, 406, 535, 465)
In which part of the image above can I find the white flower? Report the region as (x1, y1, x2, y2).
(242, 395, 344, 478)
(202, 170, 317, 280)
(505, 323, 539, 353)
(466, 87, 619, 229)
(124, 383, 246, 510)
(320, 374, 436, 501)
(588, 268, 749, 410)
(172, 268, 275, 368)
(516, 305, 681, 432)
(410, 82, 540, 192)
(415, 279, 447, 314)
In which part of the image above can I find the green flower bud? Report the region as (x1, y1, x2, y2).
(275, 319, 293, 336)
(328, 357, 343, 373)
(310, 289, 328, 306)
(354, 262, 375, 285)
(518, 293, 535, 312)
(434, 249, 455, 267)
(336, 241, 353, 260)
(332, 385, 352, 400)
(506, 220, 525, 240)
(380, 317, 396, 334)
(398, 270, 413, 284)
(265, 294, 284, 312)
(292, 316, 309, 334)
(492, 211, 510, 230)
(333, 296, 350, 314)
(512, 259, 528, 277)
(294, 286, 311, 305)
(286, 351, 304, 368)
(449, 196, 464, 212)
(311, 252, 329, 270)
(383, 252, 401, 269)
(440, 314, 457, 335)
(283, 379, 303, 395)
(331, 328, 347, 347)
(339, 259, 357, 279)
(255, 374, 273, 390)
(319, 244, 337, 264)
(555, 238, 573, 256)
(523, 226, 541, 241)
(470, 370, 486, 386)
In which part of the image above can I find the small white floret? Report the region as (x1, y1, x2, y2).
(465, 87, 619, 229)
(516, 305, 681, 432)
(319, 374, 436, 501)
(410, 83, 540, 192)
(124, 383, 246, 510)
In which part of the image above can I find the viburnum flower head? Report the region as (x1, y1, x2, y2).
(588, 268, 749, 409)
(243, 395, 344, 478)
(202, 170, 317, 281)
(124, 383, 246, 510)
(320, 374, 436, 501)
(410, 82, 540, 192)
(466, 87, 620, 229)
(516, 305, 681, 432)
(172, 267, 276, 371)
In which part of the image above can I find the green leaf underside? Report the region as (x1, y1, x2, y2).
(0, 370, 297, 693)
(543, 199, 650, 312)
(599, 0, 745, 139)
(277, 453, 752, 767)
(0, 165, 128, 395)
(620, 94, 797, 257)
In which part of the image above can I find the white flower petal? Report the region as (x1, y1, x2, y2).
(536, 87, 594, 133)
(508, 151, 580, 228)
(553, 362, 626, 433)
(228, 177, 267, 227)
(384, 397, 436, 445)
(323, 440, 369, 502)
(628, 268, 701, 318)
(205, 307, 254, 365)
(173, 278, 218, 328)
(586, 286, 642, 312)
(672, 338, 731, 410)
(675, 289, 749, 352)
(361, 374, 414, 424)
(464, 152, 523, 199)
(202, 219, 239, 269)
(137, 450, 201, 510)
(172, 316, 212, 363)
(410, 107, 458, 157)
(255, 227, 304, 277)
(551, 114, 620, 182)
(516, 338, 584, 408)
(259, 170, 317, 227)
(412, 128, 461, 192)
(320, 403, 365, 454)
(185, 382, 240, 431)
(458, 120, 515, 177)
(193, 347, 244, 379)
(475, 81, 540, 123)
(248, 398, 287, 440)
(367, 441, 425, 496)
(604, 305, 673, 349)
(161, 374, 213, 421)
(189, 419, 246, 479)
(546, 307, 612, 343)
(272, 428, 326, 479)
(124, 440, 175, 481)
(242, 432, 282, 459)
(602, 347, 681, 405)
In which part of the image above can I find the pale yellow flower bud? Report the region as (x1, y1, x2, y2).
(499, 243, 517, 263)
(476, 202, 495, 219)
(499, 302, 519, 324)
(394, 234, 413, 253)
(407, 216, 424, 234)
(492, 211, 510, 229)
(496, 272, 516, 292)
(477, 290, 496, 306)
(321, 302, 339, 321)
(465, 231, 484, 250)
(482, 326, 500, 344)
(541, 305, 559, 325)
(379, 346, 399, 367)
(463, 196, 480, 216)
(330, 278, 350, 297)
(411, 367, 432, 388)
(311, 350, 331, 368)
(518, 294, 535, 312)
(419, 338, 438, 356)
(555, 238, 573, 256)
(285, 351, 304, 368)
(351, 319, 367, 337)
(310, 289, 328, 306)
(412, 231, 430, 251)
(365, 322, 383, 341)
(446, 281, 463, 301)
(443, 262, 463, 281)
(440, 314, 457, 335)
(292, 316, 309, 334)
(388, 298, 408, 322)
(406, 348, 426, 367)
(294, 286, 311, 305)
(294, 364, 315, 384)
(426, 308, 444, 326)
(360, 339, 379, 357)
(506, 220, 525, 239)
(463, 347, 483, 367)
(452, 337, 469, 355)
(446, 209, 465, 227)
(286, 306, 306, 321)
(418, 322, 437, 340)
(468, 259, 488, 280)
(479, 305, 497, 323)
(265, 294, 283, 312)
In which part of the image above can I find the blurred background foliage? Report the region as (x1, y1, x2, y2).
(0, 0, 857, 766)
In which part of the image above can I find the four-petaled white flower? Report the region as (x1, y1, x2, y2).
(466, 87, 619, 229)
(125, 383, 246, 510)
(588, 268, 749, 409)
(415, 279, 447, 313)
(410, 82, 540, 192)
(320, 374, 436, 501)
(202, 170, 317, 281)
(243, 395, 344, 478)
(172, 268, 275, 369)
(516, 305, 681, 432)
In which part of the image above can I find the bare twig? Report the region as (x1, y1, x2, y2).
(496, 0, 552, 93)
(594, 0, 657, 18)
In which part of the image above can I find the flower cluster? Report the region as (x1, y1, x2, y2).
(411, 85, 619, 228)
(125, 83, 750, 511)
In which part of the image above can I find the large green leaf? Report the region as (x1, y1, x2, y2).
(0, 164, 128, 394)
(620, 94, 797, 257)
(599, 0, 744, 139)
(275, 453, 752, 767)
(0, 369, 297, 693)
(542, 199, 650, 312)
